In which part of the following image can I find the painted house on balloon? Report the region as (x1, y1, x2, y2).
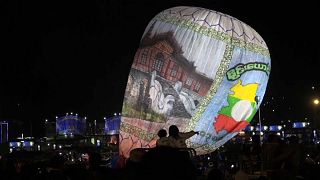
(132, 31, 213, 97)
(124, 31, 214, 119)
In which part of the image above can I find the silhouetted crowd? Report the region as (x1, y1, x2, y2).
(1, 134, 320, 180)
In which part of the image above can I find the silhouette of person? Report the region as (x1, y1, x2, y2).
(207, 168, 224, 180)
(137, 147, 197, 180)
(167, 125, 199, 148)
(156, 129, 170, 147)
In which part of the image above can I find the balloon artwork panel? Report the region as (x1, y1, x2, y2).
(120, 6, 271, 157)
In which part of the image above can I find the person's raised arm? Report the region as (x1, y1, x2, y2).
(179, 131, 199, 140)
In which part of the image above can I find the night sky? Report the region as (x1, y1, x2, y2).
(1, 0, 319, 137)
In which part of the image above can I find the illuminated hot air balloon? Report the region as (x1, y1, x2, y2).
(120, 6, 270, 157)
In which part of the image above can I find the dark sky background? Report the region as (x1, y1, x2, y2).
(1, 0, 319, 137)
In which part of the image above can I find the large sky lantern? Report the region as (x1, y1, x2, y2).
(119, 6, 271, 157)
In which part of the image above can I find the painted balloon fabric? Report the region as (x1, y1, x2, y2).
(119, 6, 270, 157)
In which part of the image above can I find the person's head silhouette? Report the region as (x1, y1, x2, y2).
(169, 125, 179, 138)
(157, 129, 167, 138)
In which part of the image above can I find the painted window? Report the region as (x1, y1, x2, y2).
(153, 53, 164, 73)
(195, 81, 201, 92)
(171, 64, 178, 77)
(141, 50, 148, 64)
(185, 77, 193, 87)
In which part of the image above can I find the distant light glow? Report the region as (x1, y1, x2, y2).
(105, 115, 121, 135)
(302, 122, 306, 127)
(314, 99, 319, 105)
(57, 115, 86, 136)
